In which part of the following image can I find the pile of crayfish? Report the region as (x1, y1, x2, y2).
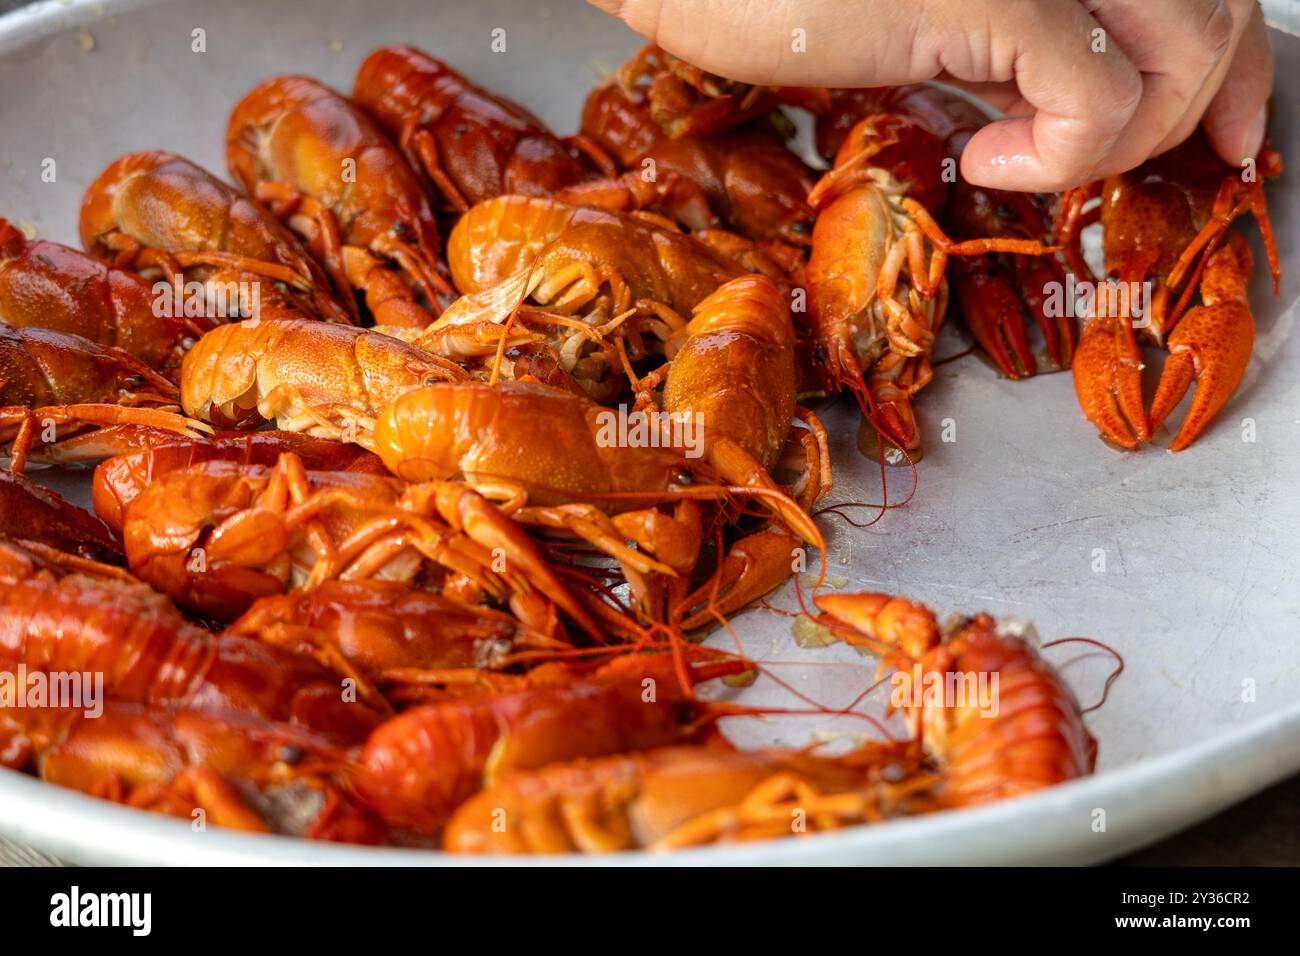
(9, 38, 1276, 855)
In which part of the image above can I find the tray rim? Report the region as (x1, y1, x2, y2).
(1, 695, 1295, 866)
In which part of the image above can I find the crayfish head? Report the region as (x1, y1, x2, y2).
(1099, 176, 1197, 286)
(815, 114, 948, 215)
(80, 150, 189, 257)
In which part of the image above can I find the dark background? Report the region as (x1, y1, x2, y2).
(0, 0, 1294, 867)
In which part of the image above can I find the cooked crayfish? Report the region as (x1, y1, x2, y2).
(1057, 128, 1281, 451)
(79, 151, 351, 326)
(0, 325, 206, 471)
(354, 45, 715, 228)
(613, 45, 830, 140)
(178, 316, 464, 435)
(444, 194, 742, 398)
(355, 649, 750, 834)
(91, 427, 386, 532)
(2, 703, 386, 842)
(817, 86, 1072, 378)
(581, 80, 818, 247)
(353, 45, 606, 208)
(0, 539, 385, 739)
(227, 579, 566, 705)
(373, 376, 822, 628)
(1, 218, 190, 376)
(442, 745, 871, 853)
(806, 113, 1060, 452)
(120, 452, 603, 640)
(443, 591, 1097, 852)
(631, 274, 829, 624)
(812, 592, 1097, 803)
(448, 195, 741, 312)
(227, 75, 451, 327)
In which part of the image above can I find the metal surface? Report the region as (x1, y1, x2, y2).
(0, 0, 1298, 865)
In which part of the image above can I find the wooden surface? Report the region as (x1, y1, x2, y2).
(1120, 775, 1300, 865)
(0, 0, 1293, 868)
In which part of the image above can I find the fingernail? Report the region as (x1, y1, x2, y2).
(1242, 107, 1267, 162)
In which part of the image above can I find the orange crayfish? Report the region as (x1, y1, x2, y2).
(1057, 128, 1281, 451)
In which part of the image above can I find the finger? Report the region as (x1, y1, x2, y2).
(1078, 0, 1237, 173)
(595, 0, 1143, 193)
(1202, 1, 1273, 163)
(1145, 0, 1257, 154)
(956, 2, 1143, 192)
(588, 0, 927, 87)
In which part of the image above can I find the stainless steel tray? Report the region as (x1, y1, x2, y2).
(1, 0, 1297, 865)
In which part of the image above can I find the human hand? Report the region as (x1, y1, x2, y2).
(588, 0, 1274, 192)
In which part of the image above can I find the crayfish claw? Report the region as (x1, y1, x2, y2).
(813, 592, 941, 662)
(951, 262, 1035, 379)
(1072, 317, 1148, 449)
(1147, 242, 1255, 452)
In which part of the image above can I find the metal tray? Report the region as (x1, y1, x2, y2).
(1, 0, 1298, 865)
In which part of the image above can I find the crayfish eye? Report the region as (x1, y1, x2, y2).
(392, 220, 409, 238)
(790, 220, 810, 236)
(123, 374, 144, 390)
(424, 375, 439, 387)
(673, 467, 695, 485)
(277, 746, 302, 765)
